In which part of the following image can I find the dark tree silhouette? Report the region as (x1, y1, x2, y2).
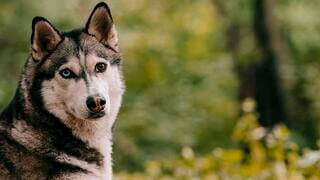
(213, 0, 288, 126)
(252, 0, 288, 126)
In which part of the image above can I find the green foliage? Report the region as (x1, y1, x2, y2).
(0, 0, 320, 175)
(115, 111, 320, 179)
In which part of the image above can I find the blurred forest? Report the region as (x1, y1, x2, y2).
(1, 0, 320, 178)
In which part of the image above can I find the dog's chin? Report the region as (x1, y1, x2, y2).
(87, 111, 106, 120)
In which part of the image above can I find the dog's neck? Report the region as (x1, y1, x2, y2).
(64, 117, 113, 178)
(59, 102, 120, 179)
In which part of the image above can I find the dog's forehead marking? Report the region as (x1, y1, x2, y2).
(62, 31, 120, 64)
(79, 50, 86, 68)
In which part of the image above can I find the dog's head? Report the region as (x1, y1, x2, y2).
(28, 2, 124, 121)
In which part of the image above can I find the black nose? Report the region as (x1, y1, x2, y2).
(86, 96, 106, 113)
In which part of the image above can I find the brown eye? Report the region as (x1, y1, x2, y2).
(95, 63, 107, 73)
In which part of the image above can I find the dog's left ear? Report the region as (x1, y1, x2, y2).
(31, 17, 62, 61)
(85, 2, 118, 52)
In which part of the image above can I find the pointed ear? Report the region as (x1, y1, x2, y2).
(31, 17, 62, 61)
(85, 2, 119, 52)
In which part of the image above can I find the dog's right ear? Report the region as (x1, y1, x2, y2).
(31, 17, 62, 62)
(85, 2, 118, 52)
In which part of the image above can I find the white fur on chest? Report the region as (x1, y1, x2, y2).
(65, 118, 113, 180)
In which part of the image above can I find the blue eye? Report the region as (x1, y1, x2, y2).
(59, 69, 73, 79)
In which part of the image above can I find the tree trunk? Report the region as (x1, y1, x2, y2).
(252, 0, 288, 126)
(213, 0, 288, 126)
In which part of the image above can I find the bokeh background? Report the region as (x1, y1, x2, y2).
(1, 0, 320, 179)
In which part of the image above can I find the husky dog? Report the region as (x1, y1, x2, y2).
(0, 2, 124, 180)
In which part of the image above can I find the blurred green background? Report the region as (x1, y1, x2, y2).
(1, 0, 320, 178)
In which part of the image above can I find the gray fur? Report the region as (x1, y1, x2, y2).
(0, 2, 124, 180)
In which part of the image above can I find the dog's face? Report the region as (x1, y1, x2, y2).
(29, 3, 124, 121)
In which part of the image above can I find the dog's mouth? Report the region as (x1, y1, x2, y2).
(88, 111, 106, 119)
